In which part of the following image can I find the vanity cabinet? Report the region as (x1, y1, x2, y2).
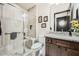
(45, 37, 79, 56)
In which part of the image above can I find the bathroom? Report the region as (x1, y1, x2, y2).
(0, 3, 79, 56)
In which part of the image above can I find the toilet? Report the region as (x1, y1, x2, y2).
(31, 42, 43, 56)
(37, 35, 45, 56)
(23, 37, 43, 56)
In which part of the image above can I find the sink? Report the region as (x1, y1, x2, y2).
(49, 32, 79, 37)
(49, 32, 69, 36)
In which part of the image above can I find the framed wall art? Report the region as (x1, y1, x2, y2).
(38, 16, 42, 23)
(43, 16, 48, 22)
(41, 23, 46, 28)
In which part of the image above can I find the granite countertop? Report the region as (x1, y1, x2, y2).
(45, 32, 79, 42)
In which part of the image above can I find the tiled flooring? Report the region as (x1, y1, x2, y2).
(0, 47, 33, 56)
(0, 47, 7, 56)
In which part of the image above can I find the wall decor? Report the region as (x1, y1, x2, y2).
(44, 16, 48, 22)
(41, 23, 46, 28)
(38, 16, 42, 23)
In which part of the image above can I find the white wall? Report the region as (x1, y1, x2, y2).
(50, 3, 70, 32)
(36, 3, 50, 37)
(36, 3, 50, 56)
(27, 6, 36, 38)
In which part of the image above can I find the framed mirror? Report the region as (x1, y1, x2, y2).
(54, 10, 70, 32)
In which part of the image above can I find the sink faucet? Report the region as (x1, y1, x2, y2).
(69, 30, 72, 36)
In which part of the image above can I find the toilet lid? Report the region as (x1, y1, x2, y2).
(31, 42, 42, 49)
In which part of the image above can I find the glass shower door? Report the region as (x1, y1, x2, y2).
(2, 3, 24, 55)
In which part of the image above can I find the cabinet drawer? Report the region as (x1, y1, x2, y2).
(51, 39, 57, 44)
(55, 39, 79, 50)
(46, 38, 52, 44)
(56, 39, 70, 48)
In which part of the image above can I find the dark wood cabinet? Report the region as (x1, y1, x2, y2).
(45, 37, 79, 56)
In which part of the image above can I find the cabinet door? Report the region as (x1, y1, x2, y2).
(46, 44, 62, 56)
(67, 49, 79, 56)
(53, 46, 67, 56)
(49, 44, 57, 56)
(61, 47, 68, 56)
(46, 44, 56, 56)
(45, 43, 49, 56)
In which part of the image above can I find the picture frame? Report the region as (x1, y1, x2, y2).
(41, 23, 46, 28)
(38, 16, 42, 23)
(43, 16, 48, 22)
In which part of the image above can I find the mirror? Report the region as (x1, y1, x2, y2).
(54, 9, 70, 32)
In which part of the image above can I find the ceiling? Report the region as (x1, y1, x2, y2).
(16, 3, 36, 11)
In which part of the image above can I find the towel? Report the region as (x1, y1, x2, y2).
(10, 32, 17, 40)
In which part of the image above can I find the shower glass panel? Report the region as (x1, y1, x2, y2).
(0, 3, 25, 55)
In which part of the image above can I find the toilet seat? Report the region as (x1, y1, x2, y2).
(31, 42, 42, 50)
